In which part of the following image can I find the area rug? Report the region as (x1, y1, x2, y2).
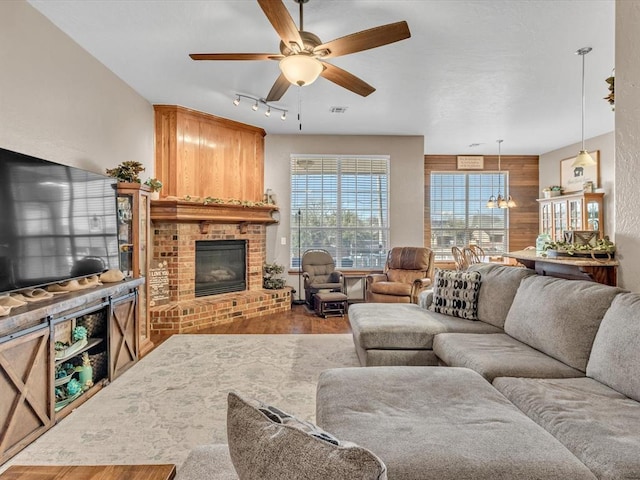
(4, 334, 358, 470)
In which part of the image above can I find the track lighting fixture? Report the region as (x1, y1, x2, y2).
(231, 93, 288, 121)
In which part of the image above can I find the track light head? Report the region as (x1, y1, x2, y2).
(233, 96, 240, 106)
(281, 111, 287, 121)
(265, 107, 271, 117)
(251, 101, 259, 111)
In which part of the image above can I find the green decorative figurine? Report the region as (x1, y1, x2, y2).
(79, 352, 94, 390)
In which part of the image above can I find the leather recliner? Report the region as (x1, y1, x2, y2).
(366, 247, 435, 303)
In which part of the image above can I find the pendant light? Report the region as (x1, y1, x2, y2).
(572, 47, 596, 167)
(486, 139, 516, 209)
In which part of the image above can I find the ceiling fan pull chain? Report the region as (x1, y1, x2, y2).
(298, 86, 303, 131)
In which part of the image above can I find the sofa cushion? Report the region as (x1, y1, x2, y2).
(226, 391, 387, 480)
(349, 303, 501, 351)
(504, 276, 622, 371)
(493, 376, 640, 480)
(317, 367, 597, 480)
(429, 269, 481, 320)
(468, 263, 536, 328)
(433, 333, 584, 381)
(587, 292, 640, 402)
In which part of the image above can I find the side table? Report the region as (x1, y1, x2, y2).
(0, 464, 176, 480)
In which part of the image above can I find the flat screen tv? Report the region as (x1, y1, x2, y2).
(0, 147, 120, 294)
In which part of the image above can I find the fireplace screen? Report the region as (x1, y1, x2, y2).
(195, 240, 246, 297)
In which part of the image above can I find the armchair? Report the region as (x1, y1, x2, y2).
(366, 247, 435, 303)
(301, 249, 344, 305)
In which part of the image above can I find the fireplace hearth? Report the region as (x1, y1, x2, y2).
(195, 240, 246, 297)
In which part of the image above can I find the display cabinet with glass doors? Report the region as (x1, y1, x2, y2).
(116, 183, 153, 357)
(537, 192, 604, 242)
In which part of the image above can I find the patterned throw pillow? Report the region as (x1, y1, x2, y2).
(429, 269, 481, 320)
(227, 391, 387, 480)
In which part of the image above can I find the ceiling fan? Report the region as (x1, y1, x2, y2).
(189, 0, 411, 101)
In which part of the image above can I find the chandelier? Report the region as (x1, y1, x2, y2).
(486, 139, 516, 209)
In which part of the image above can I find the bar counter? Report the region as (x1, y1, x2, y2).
(503, 249, 618, 286)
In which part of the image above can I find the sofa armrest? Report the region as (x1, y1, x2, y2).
(330, 271, 345, 284)
(410, 278, 433, 304)
(366, 273, 388, 286)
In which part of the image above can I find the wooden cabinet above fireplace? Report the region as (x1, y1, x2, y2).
(154, 105, 266, 202)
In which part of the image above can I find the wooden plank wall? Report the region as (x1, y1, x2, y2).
(424, 155, 540, 254)
(154, 105, 266, 201)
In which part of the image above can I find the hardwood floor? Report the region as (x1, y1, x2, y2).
(150, 303, 352, 346)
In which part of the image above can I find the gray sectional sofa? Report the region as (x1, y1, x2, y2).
(177, 264, 640, 479)
(316, 264, 640, 479)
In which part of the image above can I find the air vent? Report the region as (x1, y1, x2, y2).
(330, 106, 348, 114)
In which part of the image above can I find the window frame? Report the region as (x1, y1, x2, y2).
(430, 171, 510, 261)
(290, 154, 390, 270)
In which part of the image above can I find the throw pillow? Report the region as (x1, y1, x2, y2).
(428, 269, 481, 320)
(226, 391, 387, 480)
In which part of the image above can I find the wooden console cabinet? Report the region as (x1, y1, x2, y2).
(0, 279, 143, 464)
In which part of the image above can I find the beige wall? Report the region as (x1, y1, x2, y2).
(615, 0, 640, 292)
(264, 135, 425, 299)
(0, 1, 154, 175)
(539, 132, 615, 241)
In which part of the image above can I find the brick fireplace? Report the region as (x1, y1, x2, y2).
(148, 199, 289, 335)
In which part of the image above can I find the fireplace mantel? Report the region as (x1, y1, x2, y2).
(150, 199, 279, 234)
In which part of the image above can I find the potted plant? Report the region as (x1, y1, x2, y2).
(105, 161, 145, 184)
(144, 178, 163, 199)
(263, 262, 286, 290)
(542, 186, 563, 199)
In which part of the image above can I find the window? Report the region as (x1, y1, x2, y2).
(430, 172, 508, 261)
(291, 155, 389, 269)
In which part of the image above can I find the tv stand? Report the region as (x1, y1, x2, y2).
(0, 278, 144, 465)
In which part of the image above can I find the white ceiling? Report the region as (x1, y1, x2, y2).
(28, 0, 615, 156)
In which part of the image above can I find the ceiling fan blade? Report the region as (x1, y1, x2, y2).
(189, 53, 282, 61)
(314, 21, 411, 59)
(257, 0, 304, 50)
(320, 62, 375, 97)
(265, 73, 291, 102)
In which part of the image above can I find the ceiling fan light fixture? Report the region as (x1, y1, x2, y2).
(279, 54, 323, 87)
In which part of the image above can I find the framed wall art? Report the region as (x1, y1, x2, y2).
(560, 150, 600, 193)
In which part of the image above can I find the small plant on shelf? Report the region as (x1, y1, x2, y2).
(144, 178, 163, 192)
(105, 161, 145, 183)
(263, 262, 286, 290)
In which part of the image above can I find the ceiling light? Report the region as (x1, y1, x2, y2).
(279, 54, 323, 87)
(281, 111, 287, 121)
(233, 95, 240, 106)
(486, 139, 516, 209)
(265, 107, 271, 117)
(251, 101, 259, 111)
(573, 47, 596, 168)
